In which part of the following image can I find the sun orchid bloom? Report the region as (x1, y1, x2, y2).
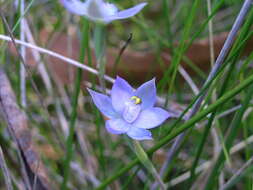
(60, 0, 147, 24)
(88, 76, 170, 140)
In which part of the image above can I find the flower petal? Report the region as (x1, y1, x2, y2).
(86, 0, 106, 18)
(134, 78, 156, 110)
(133, 107, 170, 129)
(87, 88, 117, 119)
(60, 0, 87, 15)
(111, 76, 133, 113)
(104, 2, 147, 22)
(85, 0, 118, 21)
(106, 118, 130, 134)
(127, 127, 152, 140)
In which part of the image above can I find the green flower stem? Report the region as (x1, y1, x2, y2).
(96, 72, 253, 190)
(133, 141, 166, 190)
(94, 24, 106, 93)
(61, 18, 89, 190)
(93, 24, 107, 176)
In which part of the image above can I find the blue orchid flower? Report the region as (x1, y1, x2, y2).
(60, 0, 147, 24)
(88, 76, 170, 140)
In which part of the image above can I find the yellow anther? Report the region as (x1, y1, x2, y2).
(131, 96, 142, 105)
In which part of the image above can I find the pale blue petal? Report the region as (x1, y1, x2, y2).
(106, 118, 130, 134)
(111, 76, 133, 113)
(60, 0, 87, 15)
(85, 0, 117, 21)
(104, 2, 147, 22)
(134, 78, 156, 110)
(133, 108, 170, 129)
(127, 127, 152, 140)
(87, 88, 117, 119)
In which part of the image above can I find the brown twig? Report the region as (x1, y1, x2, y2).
(0, 68, 52, 190)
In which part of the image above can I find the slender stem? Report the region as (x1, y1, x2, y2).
(206, 1, 222, 184)
(0, 34, 115, 83)
(20, 0, 26, 107)
(12, 0, 35, 33)
(112, 33, 132, 76)
(61, 18, 89, 190)
(94, 24, 106, 93)
(207, 0, 215, 67)
(133, 141, 166, 190)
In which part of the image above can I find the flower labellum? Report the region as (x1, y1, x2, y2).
(88, 76, 170, 140)
(60, 0, 147, 24)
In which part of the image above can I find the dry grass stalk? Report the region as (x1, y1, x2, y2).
(0, 68, 53, 190)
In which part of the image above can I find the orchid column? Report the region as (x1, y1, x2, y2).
(59, 0, 147, 189)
